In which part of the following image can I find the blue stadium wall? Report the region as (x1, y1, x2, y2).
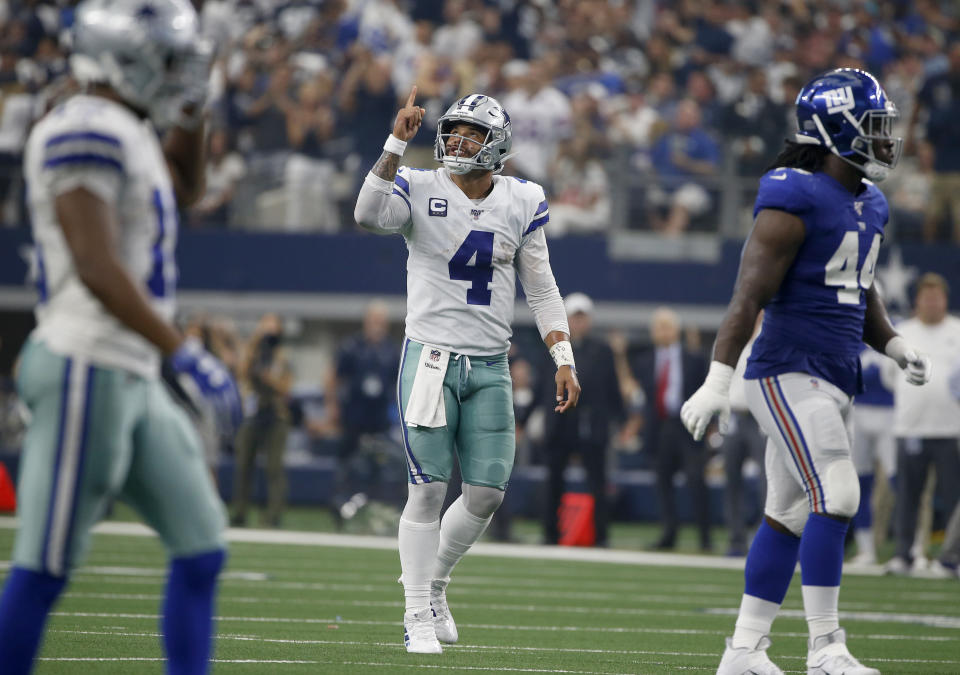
(1, 229, 955, 307)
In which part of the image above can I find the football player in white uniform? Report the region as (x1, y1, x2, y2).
(0, 2, 240, 673)
(355, 88, 580, 653)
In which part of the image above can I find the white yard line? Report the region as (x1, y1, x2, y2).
(705, 607, 960, 629)
(47, 629, 960, 665)
(51, 610, 960, 633)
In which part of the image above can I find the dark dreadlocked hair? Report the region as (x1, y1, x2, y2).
(765, 139, 831, 173)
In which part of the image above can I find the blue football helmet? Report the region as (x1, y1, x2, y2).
(71, 0, 211, 128)
(434, 94, 515, 174)
(795, 68, 902, 181)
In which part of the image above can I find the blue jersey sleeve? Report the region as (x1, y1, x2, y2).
(753, 168, 816, 219)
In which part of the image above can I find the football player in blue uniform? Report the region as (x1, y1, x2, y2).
(681, 68, 932, 675)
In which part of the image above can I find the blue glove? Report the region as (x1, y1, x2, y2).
(169, 338, 242, 435)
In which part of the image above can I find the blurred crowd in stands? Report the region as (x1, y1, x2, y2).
(0, 0, 959, 239)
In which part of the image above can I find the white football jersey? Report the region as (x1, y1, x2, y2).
(392, 166, 558, 355)
(23, 95, 179, 378)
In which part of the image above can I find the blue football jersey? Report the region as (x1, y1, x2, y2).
(744, 167, 889, 395)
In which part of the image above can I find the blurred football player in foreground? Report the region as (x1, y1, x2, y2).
(0, 2, 241, 673)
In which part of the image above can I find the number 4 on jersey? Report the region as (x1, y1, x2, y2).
(448, 230, 494, 305)
(824, 232, 880, 304)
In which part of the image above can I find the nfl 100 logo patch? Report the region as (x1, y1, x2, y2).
(470, 208, 484, 220)
(429, 349, 442, 362)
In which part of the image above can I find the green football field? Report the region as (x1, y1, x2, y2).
(1, 519, 957, 674)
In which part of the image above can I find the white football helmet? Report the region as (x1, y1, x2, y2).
(434, 94, 515, 174)
(71, 0, 211, 128)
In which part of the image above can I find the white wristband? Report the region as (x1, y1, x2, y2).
(704, 360, 735, 396)
(383, 134, 407, 156)
(884, 335, 907, 364)
(549, 340, 576, 370)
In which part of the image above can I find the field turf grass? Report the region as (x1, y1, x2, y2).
(1, 518, 957, 674)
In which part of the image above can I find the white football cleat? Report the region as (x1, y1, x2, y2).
(846, 551, 876, 567)
(430, 579, 458, 644)
(926, 560, 959, 579)
(716, 635, 784, 675)
(883, 556, 909, 576)
(403, 608, 442, 654)
(807, 628, 879, 675)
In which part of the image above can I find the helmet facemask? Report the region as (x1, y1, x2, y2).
(847, 106, 902, 182)
(434, 95, 515, 175)
(437, 119, 506, 174)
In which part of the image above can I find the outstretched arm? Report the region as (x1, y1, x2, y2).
(354, 86, 426, 234)
(680, 208, 805, 440)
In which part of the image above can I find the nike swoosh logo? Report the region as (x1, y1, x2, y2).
(485, 361, 497, 366)
(770, 173, 788, 180)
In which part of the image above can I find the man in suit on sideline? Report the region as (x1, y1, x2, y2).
(634, 307, 710, 551)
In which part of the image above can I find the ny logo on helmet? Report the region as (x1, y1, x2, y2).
(823, 86, 855, 115)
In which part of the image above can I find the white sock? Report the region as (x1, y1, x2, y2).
(731, 594, 781, 649)
(432, 496, 492, 583)
(854, 528, 875, 558)
(399, 517, 440, 613)
(802, 585, 840, 641)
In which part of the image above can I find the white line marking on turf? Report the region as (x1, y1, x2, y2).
(706, 607, 960, 629)
(47, 629, 960, 665)
(51, 611, 960, 635)
(0, 517, 749, 572)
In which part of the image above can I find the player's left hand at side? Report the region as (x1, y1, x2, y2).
(555, 366, 581, 413)
(901, 350, 932, 386)
(393, 86, 427, 142)
(170, 338, 243, 434)
(680, 361, 734, 441)
(885, 335, 932, 386)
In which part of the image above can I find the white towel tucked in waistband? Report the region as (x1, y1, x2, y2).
(405, 345, 450, 427)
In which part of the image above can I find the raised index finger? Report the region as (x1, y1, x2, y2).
(406, 85, 418, 108)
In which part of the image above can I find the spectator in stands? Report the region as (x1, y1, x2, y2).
(190, 128, 246, 228)
(283, 72, 340, 232)
(648, 98, 720, 235)
(884, 274, 960, 575)
(607, 87, 662, 173)
(547, 135, 611, 236)
(431, 0, 482, 62)
(720, 68, 787, 178)
(887, 141, 935, 241)
(502, 58, 573, 185)
(541, 294, 623, 548)
(315, 300, 402, 526)
(231, 313, 294, 529)
(246, 63, 295, 180)
(917, 43, 960, 243)
(339, 46, 399, 183)
(633, 307, 711, 551)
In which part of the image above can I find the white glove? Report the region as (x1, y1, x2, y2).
(885, 336, 932, 386)
(680, 361, 734, 442)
